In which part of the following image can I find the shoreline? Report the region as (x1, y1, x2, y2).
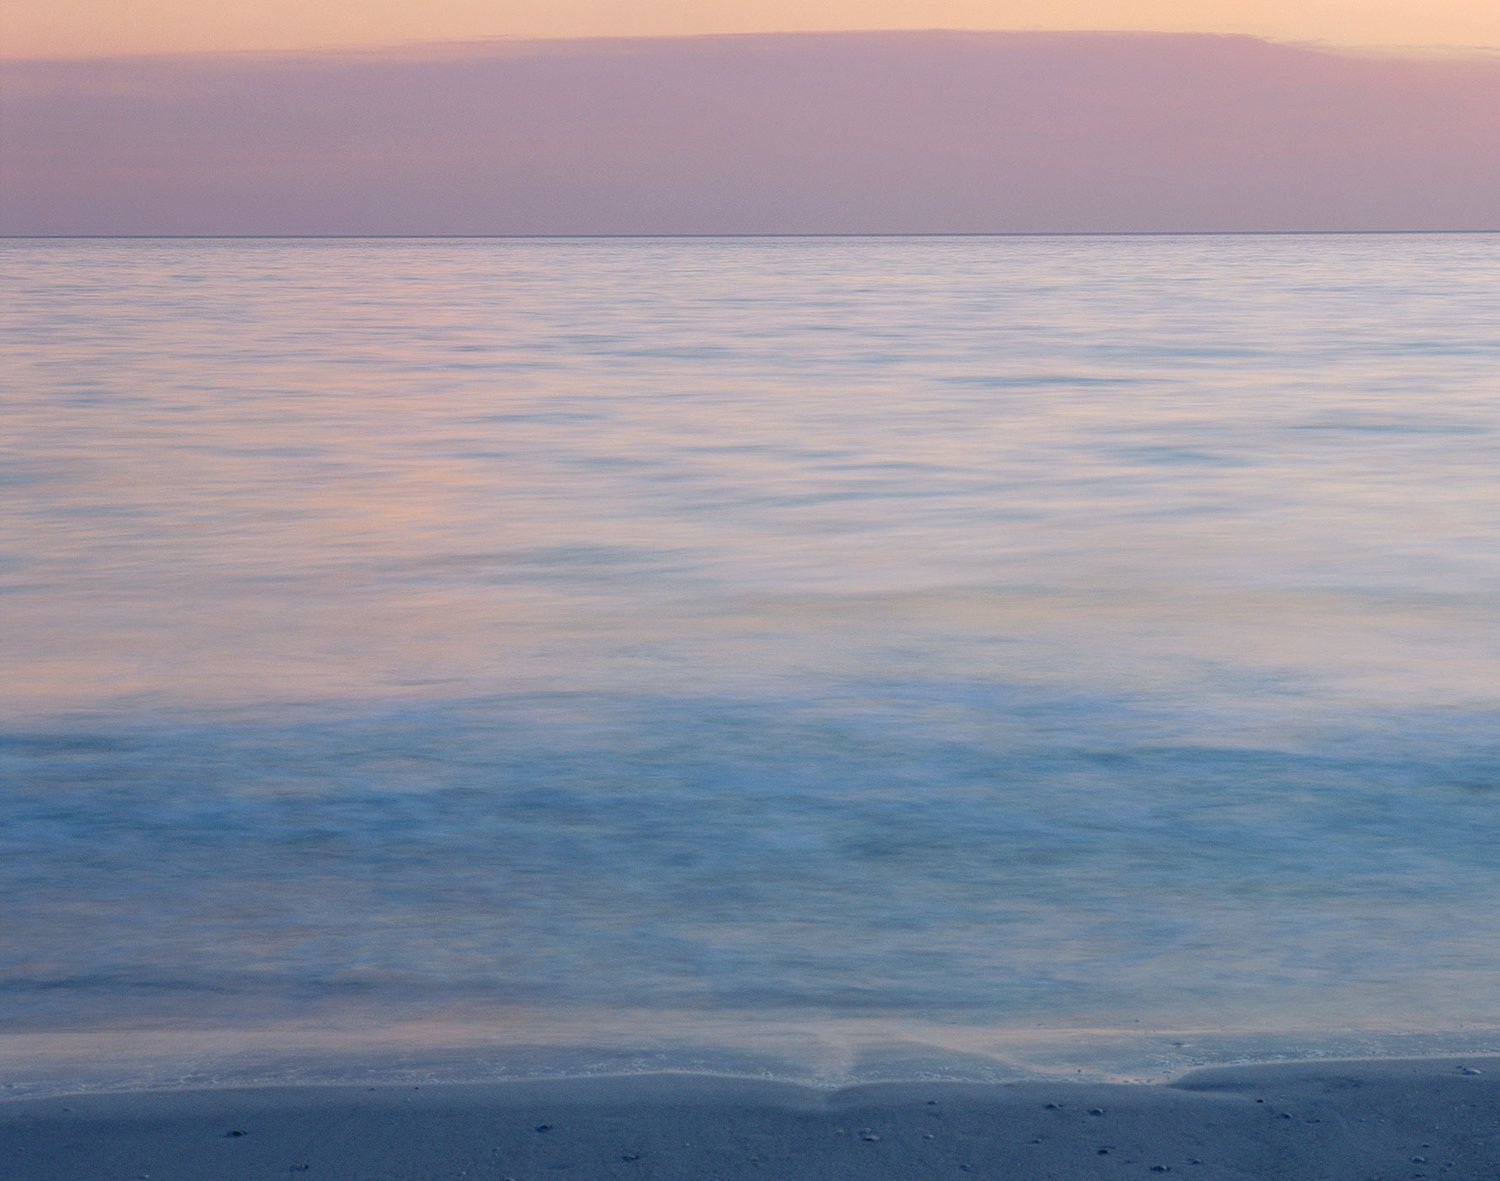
(8, 1018, 1500, 1101)
(5, 1056, 1498, 1180)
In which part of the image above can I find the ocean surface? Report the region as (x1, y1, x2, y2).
(3, 235, 1500, 1091)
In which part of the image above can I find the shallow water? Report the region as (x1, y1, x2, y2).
(3, 235, 1500, 1087)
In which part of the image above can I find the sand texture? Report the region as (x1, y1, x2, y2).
(3, 1056, 1497, 1180)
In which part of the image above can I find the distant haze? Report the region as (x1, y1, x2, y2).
(3, 31, 1499, 235)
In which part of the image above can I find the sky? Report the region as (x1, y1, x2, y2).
(6, 0, 1500, 59)
(4, 30, 1498, 235)
(3, 4, 1500, 234)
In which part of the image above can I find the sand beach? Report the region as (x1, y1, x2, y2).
(4, 1056, 1497, 1180)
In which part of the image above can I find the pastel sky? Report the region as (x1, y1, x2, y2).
(6, 1, 1500, 58)
(4, 30, 1498, 235)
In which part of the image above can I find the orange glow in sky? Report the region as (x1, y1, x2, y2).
(6, 0, 1500, 59)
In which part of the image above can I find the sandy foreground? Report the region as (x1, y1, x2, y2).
(2, 1056, 1497, 1180)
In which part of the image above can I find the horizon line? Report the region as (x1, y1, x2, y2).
(6, 231, 1500, 241)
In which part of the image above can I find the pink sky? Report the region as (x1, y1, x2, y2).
(8, 0, 1500, 58)
(3, 31, 1499, 234)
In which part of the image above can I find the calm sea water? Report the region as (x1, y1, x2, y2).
(4, 235, 1500, 1087)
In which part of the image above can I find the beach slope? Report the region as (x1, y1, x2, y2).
(3, 1056, 1495, 1180)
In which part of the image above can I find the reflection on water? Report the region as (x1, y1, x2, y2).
(3, 235, 1500, 1080)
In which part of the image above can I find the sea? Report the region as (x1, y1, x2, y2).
(3, 234, 1499, 1094)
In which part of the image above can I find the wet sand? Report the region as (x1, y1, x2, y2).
(3, 1056, 1496, 1180)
